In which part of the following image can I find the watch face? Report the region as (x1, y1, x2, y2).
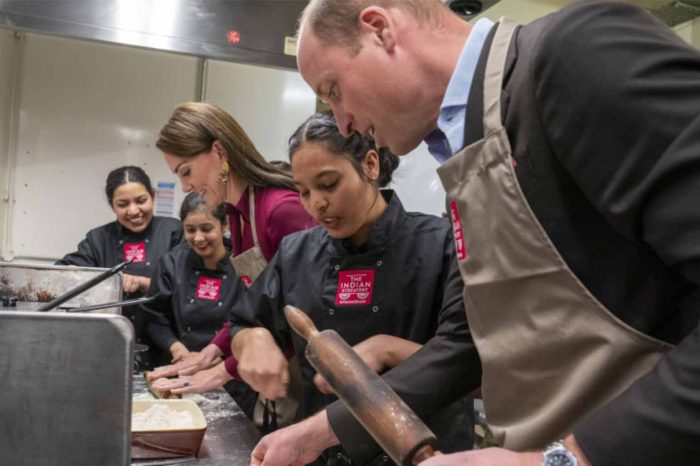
(544, 452, 576, 466)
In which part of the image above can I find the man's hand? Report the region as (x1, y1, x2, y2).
(419, 448, 540, 466)
(418, 435, 591, 466)
(233, 327, 289, 400)
(152, 362, 232, 394)
(250, 411, 339, 466)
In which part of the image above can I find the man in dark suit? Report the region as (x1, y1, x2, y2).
(246, 1, 700, 465)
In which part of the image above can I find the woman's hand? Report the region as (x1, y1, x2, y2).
(146, 344, 222, 381)
(151, 362, 232, 395)
(314, 335, 422, 394)
(233, 327, 289, 400)
(121, 273, 150, 294)
(169, 341, 190, 363)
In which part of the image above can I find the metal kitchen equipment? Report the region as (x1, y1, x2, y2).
(284, 305, 438, 466)
(66, 294, 157, 313)
(0, 311, 133, 465)
(37, 259, 131, 311)
(0, 261, 123, 313)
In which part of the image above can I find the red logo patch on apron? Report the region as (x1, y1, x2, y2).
(123, 242, 146, 263)
(196, 277, 222, 301)
(449, 201, 468, 261)
(240, 275, 253, 289)
(335, 270, 374, 306)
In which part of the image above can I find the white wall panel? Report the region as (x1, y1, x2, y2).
(9, 33, 199, 260)
(0, 30, 18, 252)
(389, 145, 446, 217)
(205, 60, 317, 162)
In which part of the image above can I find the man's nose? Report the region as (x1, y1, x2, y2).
(332, 107, 353, 138)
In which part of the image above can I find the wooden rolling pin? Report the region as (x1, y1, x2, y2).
(284, 305, 438, 466)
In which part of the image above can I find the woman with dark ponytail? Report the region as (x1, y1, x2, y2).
(156, 111, 474, 465)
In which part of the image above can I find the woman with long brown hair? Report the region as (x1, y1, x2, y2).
(152, 102, 314, 425)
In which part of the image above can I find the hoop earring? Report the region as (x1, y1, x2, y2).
(219, 161, 230, 183)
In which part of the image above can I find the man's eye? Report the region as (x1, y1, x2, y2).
(327, 83, 337, 100)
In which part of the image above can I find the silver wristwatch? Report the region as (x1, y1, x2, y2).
(541, 440, 578, 466)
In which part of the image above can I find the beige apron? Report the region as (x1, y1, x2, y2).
(230, 188, 269, 285)
(437, 18, 672, 450)
(229, 187, 301, 429)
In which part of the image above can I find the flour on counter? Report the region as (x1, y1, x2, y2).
(132, 403, 195, 430)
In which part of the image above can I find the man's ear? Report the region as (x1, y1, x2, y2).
(358, 7, 397, 52)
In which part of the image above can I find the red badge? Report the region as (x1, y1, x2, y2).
(240, 275, 253, 289)
(196, 277, 222, 301)
(123, 242, 146, 263)
(335, 270, 375, 306)
(449, 201, 468, 261)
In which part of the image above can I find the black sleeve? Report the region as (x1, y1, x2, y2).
(327, 235, 481, 464)
(531, 3, 700, 463)
(144, 256, 179, 352)
(170, 224, 184, 249)
(228, 250, 291, 349)
(55, 234, 100, 267)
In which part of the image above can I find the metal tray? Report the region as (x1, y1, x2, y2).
(0, 261, 122, 313)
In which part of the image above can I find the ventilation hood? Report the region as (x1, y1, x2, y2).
(0, 0, 306, 69)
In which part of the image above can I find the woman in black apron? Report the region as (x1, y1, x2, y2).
(145, 192, 257, 417)
(224, 111, 473, 465)
(57, 165, 182, 369)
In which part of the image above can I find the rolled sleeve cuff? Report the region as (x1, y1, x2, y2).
(224, 356, 241, 379)
(212, 323, 233, 357)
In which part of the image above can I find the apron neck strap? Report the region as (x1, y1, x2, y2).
(483, 18, 518, 134)
(248, 187, 261, 249)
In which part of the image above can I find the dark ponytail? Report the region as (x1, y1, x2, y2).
(288, 111, 399, 187)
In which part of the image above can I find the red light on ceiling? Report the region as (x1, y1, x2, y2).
(227, 30, 241, 44)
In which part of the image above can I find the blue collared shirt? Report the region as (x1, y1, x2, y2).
(425, 18, 495, 163)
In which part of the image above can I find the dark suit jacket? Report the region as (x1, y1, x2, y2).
(472, 1, 700, 464)
(328, 2, 700, 465)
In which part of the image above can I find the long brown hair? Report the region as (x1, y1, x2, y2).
(156, 102, 296, 191)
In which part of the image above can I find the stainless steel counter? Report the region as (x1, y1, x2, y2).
(132, 375, 260, 466)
